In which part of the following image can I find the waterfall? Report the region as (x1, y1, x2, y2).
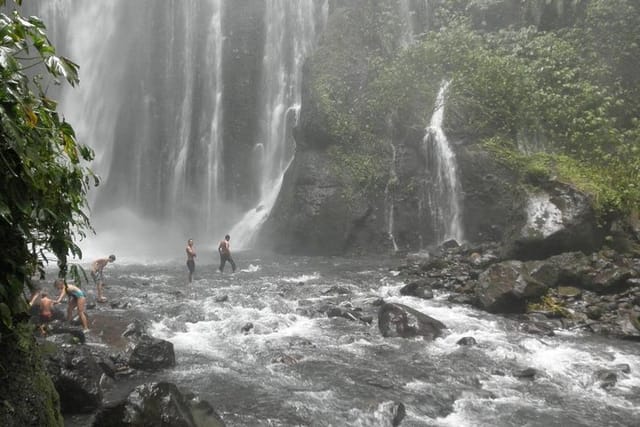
(26, 1, 326, 259)
(230, 0, 328, 249)
(384, 141, 400, 253)
(422, 81, 463, 245)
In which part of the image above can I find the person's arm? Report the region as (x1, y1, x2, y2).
(55, 287, 67, 304)
(28, 290, 40, 306)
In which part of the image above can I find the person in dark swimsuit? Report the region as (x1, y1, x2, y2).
(54, 279, 89, 332)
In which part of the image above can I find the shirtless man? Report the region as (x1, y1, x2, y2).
(91, 254, 115, 303)
(186, 239, 196, 283)
(37, 291, 55, 335)
(218, 234, 236, 273)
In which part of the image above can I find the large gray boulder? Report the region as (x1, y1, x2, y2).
(93, 382, 225, 427)
(501, 182, 604, 260)
(45, 345, 103, 414)
(474, 260, 548, 313)
(128, 336, 176, 371)
(378, 303, 446, 340)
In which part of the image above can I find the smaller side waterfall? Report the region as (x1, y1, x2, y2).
(384, 140, 399, 253)
(422, 81, 463, 245)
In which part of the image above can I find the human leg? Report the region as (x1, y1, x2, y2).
(187, 260, 195, 282)
(229, 256, 236, 273)
(67, 298, 76, 322)
(76, 297, 89, 330)
(219, 254, 226, 272)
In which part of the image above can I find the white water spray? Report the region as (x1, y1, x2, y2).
(230, 0, 328, 249)
(422, 81, 463, 244)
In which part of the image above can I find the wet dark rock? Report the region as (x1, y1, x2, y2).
(215, 294, 229, 302)
(557, 286, 582, 298)
(586, 305, 604, 320)
(474, 261, 547, 313)
(93, 382, 225, 427)
(327, 306, 363, 322)
(392, 402, 406, 427)
(44, 345, 103, 414)
(520, 321, 555, 337)
(359, 315, 374, 324)
(514, 367, 538, 379)
(594, 369, 617, 388)
(441, 239, 460, 250)
(122, 319, 149, 339)
(448, 294, 475, 305)
(456, 336, 477, 346)
(614, 364, 631, 374)
(400, 280, 434, 299)
(323, 285, 351, 295)
(378, 303, 446, 340)
(371, 297, 385, 306)
(98, 357, 118, 379)
(128, 336, 176, 371)
(241, 322, 254, 333)
(46, 323, 86, 344)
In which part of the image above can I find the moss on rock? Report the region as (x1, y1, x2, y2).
(0, 322, 63, 427)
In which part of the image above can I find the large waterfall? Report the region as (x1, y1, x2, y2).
(30, 1, 326, 260)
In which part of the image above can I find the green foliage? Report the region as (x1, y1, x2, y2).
(0, 0, 96, 334)
(307, 0, 640, 221)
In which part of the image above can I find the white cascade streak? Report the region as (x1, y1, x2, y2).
(423, 81, 463, 244)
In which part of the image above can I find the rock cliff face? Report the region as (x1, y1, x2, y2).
(258, 0, 601, 256)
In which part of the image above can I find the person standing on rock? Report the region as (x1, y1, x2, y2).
(218, 234, 236, 273)
(91, 254, 115, 303)
(186, 238, 196, 283)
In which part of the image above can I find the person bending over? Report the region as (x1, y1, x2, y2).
(54, 279, 89, 332)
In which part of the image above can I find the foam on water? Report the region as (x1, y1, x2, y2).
(282, 272, 321, 283)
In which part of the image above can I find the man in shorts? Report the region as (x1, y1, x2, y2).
(186, 238, 196, 283)
(218, 234, 236, 273)
(91, 254, 115, 303)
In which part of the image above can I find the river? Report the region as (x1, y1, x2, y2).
(63, 252, 640, 426)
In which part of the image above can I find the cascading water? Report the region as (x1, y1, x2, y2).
(29, 1, 327, 260)
(422, 81, 464, 245)
(230, 0, 328, 249)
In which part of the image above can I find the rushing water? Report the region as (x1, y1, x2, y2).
(67, 253, 640, 426)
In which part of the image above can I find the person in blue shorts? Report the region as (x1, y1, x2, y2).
(54, 279, 89, 332)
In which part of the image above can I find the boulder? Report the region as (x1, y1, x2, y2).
(93, 382, 225, 427)
(400, 280, 435, 299)
(502, 182, 604, 261)
(45, 345, 103, 414)
(128, 336, 176, 371)
(378, 303, 445, 340)
(474, 261, 548, 313)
